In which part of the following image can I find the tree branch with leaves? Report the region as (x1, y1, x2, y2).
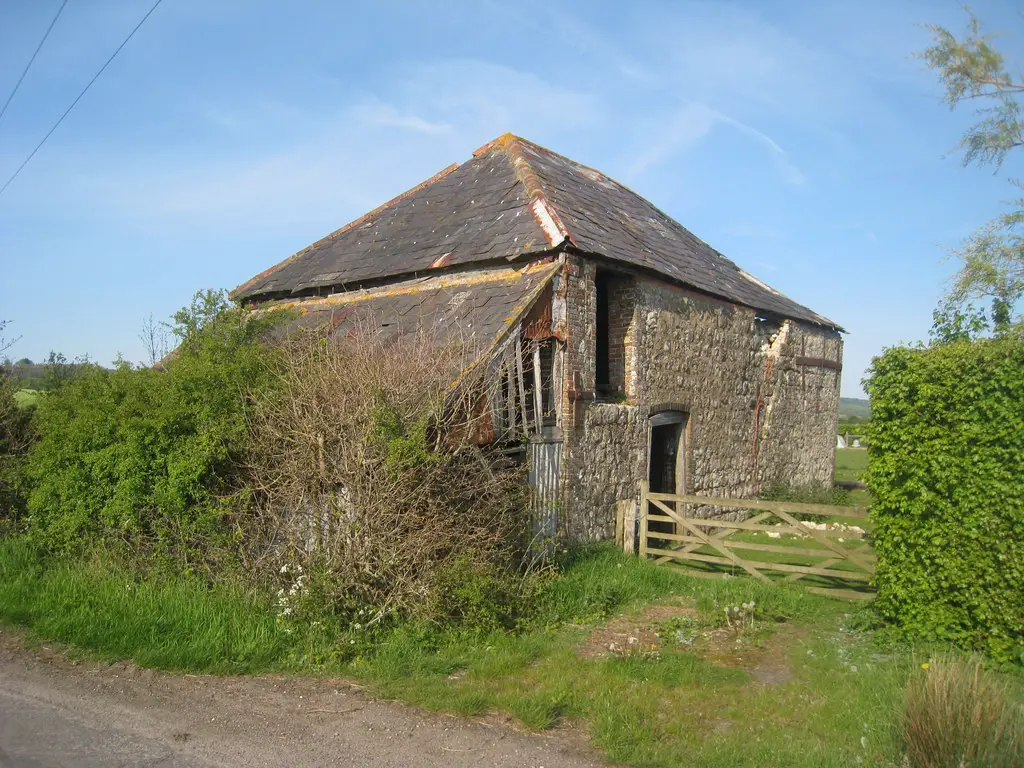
(921, 10, 1024, 327)
(0, 321, 19, 358)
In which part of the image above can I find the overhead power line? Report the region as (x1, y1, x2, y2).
(0, 0, 165, 199)
(0, 0, 70, 125)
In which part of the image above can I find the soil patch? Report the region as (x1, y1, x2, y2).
(694, 623, 801, 687)
(580, 602, 798, 687)
(580, 600, 697, 659)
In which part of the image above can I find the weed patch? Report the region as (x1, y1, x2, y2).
(902, 655, 1023, 768)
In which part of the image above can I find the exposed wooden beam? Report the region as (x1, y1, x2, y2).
(795, 356, 842, 371)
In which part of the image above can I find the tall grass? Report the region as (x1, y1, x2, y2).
(903, 655, 1023, 768)
(538, 546, 828, 626)
(0, 538, 285, 673)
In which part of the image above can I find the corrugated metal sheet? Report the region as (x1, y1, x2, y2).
(528, 438, 562, 544)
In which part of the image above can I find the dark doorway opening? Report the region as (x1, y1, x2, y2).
(647, 411, 687, 537)
(649, 422, 682, 494)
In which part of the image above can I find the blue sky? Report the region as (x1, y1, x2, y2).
(0, 0, 1018, 397)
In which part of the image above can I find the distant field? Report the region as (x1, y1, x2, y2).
(838, 397, 870, 421)
(835, 448, 868, 483)
(835, 447, 868, 483)
(835, 448, 869, 506)
(13, 389, 40, 408)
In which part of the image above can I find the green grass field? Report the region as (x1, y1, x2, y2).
(835, 448, 871, 506)
(835, 447, 869, 483)
(13, 389, 40, 408)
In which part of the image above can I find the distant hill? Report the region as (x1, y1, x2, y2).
(839, 397, 871, 421)
(2, 361, 92, 390)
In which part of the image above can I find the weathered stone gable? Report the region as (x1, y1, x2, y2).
(555, 256, 842, 542)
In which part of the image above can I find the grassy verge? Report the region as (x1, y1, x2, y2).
(1, 538, 1019, 767)
(0, 538, 285, 673)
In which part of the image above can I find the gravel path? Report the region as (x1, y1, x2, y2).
(0, 630, 601, 768)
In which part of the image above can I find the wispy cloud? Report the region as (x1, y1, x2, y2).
(715, 112, 806, 186)
(624, 101, 805, 186)
(623, 103, 718, 177)
(351, 101, 452, 135)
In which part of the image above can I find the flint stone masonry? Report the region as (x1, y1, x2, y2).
(558, 259, 842, 542)
(566, 403, 648, 543)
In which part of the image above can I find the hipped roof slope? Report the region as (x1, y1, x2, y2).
(233, 134, 839, 330)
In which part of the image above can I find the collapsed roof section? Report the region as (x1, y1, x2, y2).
(270, 260, 559, 365)
(233, 133, 839, 330)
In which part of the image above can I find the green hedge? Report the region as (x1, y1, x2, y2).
(0, 373, 32, 523)
(21, 292, 282, 569)
(865, 333, 1024, 664)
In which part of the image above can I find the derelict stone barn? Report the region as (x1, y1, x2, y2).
(232, 134, 843, 543)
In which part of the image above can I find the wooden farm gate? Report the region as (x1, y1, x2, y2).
(638, 482, 875, 601)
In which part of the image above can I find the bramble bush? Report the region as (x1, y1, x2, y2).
(21, 291, 284, 570)
(242, 323, 534, 631)
(865, 331, 1024, 664)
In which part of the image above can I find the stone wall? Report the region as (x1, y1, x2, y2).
(561, 402, 647, 542)
(556, 256, 842, 542)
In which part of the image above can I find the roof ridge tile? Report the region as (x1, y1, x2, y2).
(484, 134, 574, 248)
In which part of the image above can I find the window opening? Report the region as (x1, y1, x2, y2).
(522, 338, 556, 430)
(595, 271, 611, 395)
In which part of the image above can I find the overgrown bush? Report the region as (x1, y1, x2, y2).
(902, 655, 1023, 768)
(242, 324, 532, 630)
(21, 291, 283, 569)
(866, 332, 1024, 664)
(0, 371, 32, 526)
(17, 295, 535, 632)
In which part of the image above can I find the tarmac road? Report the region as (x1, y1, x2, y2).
(0, 629, 599, 768)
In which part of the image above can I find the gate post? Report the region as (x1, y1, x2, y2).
(616, 499, 638, 554)
(638, 479, 649, 558)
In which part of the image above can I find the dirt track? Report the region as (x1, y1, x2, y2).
(0, 629, 600, 768)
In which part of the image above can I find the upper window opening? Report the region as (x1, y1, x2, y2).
(595, 270, 633, 398)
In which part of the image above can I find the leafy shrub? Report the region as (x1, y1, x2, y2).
(0, 371, 32, 526)
(427, 554, 551, 633)
(21, 291, 283, 569)
(866, 332, 1024, 664)
(902, 655, 1023, 768)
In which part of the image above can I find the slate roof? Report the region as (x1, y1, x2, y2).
(233, 134, 838, 329)
(274, 262, 557, 355)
